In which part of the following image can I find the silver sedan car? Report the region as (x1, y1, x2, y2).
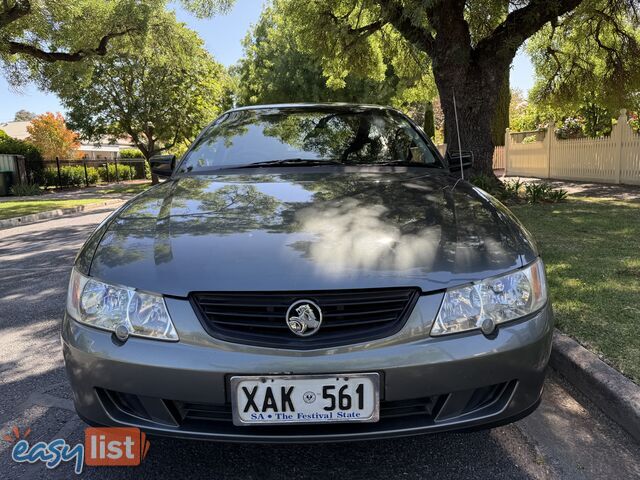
(62, 104, 553, 442)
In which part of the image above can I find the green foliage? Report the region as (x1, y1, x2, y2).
(1, 0, 232, 83)
(528, 1, 640, 112)
(0, 199, 104, 220)
(631, 111, 640, 132)
(44, 11, 232, 159)
(97, 164, 137, 182)
(1, 0, 159, 82)
(511, 198, 640, 381)
(236, 0, 438, 112)
(0, 130, 43, 164)
(555, 117, 586, 140)
(545, 188, 569, 203)
(523, 182, 568, 204)
(234, 1, 435, 111)
(119, 148, 144, 158)
(9, 182, 42, 196)
(578, 101, 613, 137)
(503, 178, 524, 197)
(521, 135, 539, 144)
(14, 110, 36, 121)
(38, 166, 100, 188)
(471, 176, 567, 205)
(470, 174, 503, 194)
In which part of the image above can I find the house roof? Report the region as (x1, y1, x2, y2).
(0, 121, 134, 150)
(0, 121, 30, 140)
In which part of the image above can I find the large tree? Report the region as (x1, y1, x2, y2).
(235, 1, 437, 131)
(26, 112, 79, 160)
(0, 0, 159, 77)
(0, 0, 228, 81)
(528, 1, 640, 112)
(13, 109, 34, 121)
(44, 13, 232, 176)
(271, 0, 639, 176)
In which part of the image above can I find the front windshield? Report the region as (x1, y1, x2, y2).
(178, 107, 442, 172)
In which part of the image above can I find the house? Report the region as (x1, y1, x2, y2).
(0, 121, 135, 160)
(0, 121, 30, 140)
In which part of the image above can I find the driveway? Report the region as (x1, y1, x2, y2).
(1, 208, 639, 479)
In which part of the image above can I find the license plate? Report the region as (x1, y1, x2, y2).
(230, 373, 380, 426)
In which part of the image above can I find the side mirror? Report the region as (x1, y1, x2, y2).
(447, 150, 473, 176)
(150, 154, 176, 178)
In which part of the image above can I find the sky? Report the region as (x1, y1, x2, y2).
(0, 0, 535, 122)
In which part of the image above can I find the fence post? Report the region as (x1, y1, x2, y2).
(83, 161, 89, 187)
(545, 123, 555, 179)
(13, 155, 27, 185)
(55, 157, 62, 189)
(614, 109, 627, 184)
(504, 128, 510, 176)
(114, 157, 119, 183)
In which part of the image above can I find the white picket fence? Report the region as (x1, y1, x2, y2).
(493, 146, 506, 170)
(504, 109, 640, 185)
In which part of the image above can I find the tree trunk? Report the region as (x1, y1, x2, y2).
(423, 101, 435, 139)
(433, 61, 503, 178)
(492, 72, 510, 147)
(138, 132, 159, 185)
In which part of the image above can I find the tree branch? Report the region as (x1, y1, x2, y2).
(375, 0, 434, 55)
(0, 0, 30, 29)
(6, 27, 138, 62)
(475, 0, 587, 64)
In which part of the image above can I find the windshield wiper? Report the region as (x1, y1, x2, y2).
(235, 158, 342, 168)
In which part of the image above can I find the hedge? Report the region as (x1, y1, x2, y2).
(97, 164, 136, 182)
(37, 166, 100, 188)
(119, 148, 145, 158)
(37, 164, 142, 187)
(0, 130, 43, 165)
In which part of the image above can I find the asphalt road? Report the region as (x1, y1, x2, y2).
(1, 208, 639, 480)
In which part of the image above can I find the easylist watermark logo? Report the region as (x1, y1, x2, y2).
(4, 425, 150, 474)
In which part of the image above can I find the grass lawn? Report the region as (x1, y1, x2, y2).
(511, 197, 640, 383)
(0, 199, 104, 220)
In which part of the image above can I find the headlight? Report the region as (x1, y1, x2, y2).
(431, 259, 547, 336)
(66, 269, 178, 341)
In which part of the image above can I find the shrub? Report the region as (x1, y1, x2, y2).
(630, 112, 639, 133)
(119, 148, 144, 158)
(470, 174, 503, 193)
(470, 174, 517, 202)
(10, 182, 42, 196)
(523, 182, 568, 204)
(97, 164, 136, 182)
(545, 188, 568, 203)
(503, 178, 524, 197)
(556, 117, 585, 140)
(0, 130, 44, 182)
(38, 166, 99, 188)
(521, 135, 538, 144)
(471, 176, 568, 205)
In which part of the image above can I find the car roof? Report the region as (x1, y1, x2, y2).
(226, 103, 394, 113)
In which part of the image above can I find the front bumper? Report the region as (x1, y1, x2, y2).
(61, 296, 553, 443)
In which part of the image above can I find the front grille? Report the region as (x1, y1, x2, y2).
(174, 395, 442, 425)
(99, 381, 516, 437)
(190, 288, 420, 348)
